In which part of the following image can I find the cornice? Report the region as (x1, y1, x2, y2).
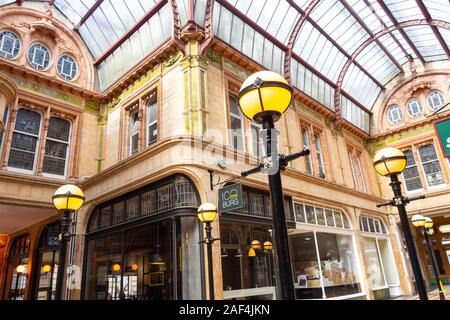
(0, 170, 66, 188)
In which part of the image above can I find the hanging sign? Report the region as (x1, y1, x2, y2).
(218, 184, 243, 213)
(434, 117, 450, 158)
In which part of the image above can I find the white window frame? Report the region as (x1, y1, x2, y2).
(355, 153, 366, 192)
(294, 201, 352, 231)
(7, 108, 42, 175)
(250, 121, 262, 158)
(386, 105, 403, 125)
(27, 43, 51, 71)
(229, 95, 245, 151)
(406, 98, 423, 119)
(301, 127, 313, 174)
(42, 117, 72, 179)
(129, 111, 139, 156)
(417, 144, 445, 189)
(0, 30, 21, 60)
(146, 98, 158, 147)
(56, 54, 78, 81)
(348, 150, 359, 190)
(427, 90, 445, 112)
(314, 133, 325, 177)
(402, 149, 423, 193)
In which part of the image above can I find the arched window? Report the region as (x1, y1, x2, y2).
(294, 202, 351, 229)
(229, 95, 244, 151)
(427, 90, 445, 111)
(406, 98, 423, 118)
(0, 31, 20, 60)
(56, 55, 77, 81)
(4, 234, 31, 300)
(8, 108, 42, 172)
(43, 117, 71, 177)
(359, 216, 387, 234)
(386, 105, 403, 124)
(28, 43, 51, 70)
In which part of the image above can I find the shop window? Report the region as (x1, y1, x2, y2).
(56, 55, 77, 81)
(0, 30, 20, 60)
(359, 216, 387, 235)
(294, 202, 351, 230)
(42, 117, 71, 177)
(290, 231, 361, 299)
(8, 108, 41, 172)
(33, 223, 60, 300)
(402, 150, 423, 191)
(4, 234, 31, 300)
(146, 97, 158, 146)
(386, 105, 403, 125)
(129, 111, 139, 155)
(427, 90, 445, 111)
(406, 98, 423, 118)
(314, 133, 325, 178)
(301, 127, 313, 174)
(28, 43, 51, 70)
(229, 95, 244, 151)
(418, 144, 444, 187)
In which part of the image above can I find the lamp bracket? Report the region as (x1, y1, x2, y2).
(376, 194, 425, 208)
(199, 237, 220, 244)
(208, 170, 243, 191)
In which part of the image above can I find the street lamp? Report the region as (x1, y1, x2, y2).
(412, 215, 446, 300)
(373, 147, 427, 300)
(238, 71, 309, 300)
(197, 202, 219, 300)
(52, 184, 85, 300)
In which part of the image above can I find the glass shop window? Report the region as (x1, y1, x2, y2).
(402, 150, 422, 191)
(5, 234, 31, 300)
(229, 95, 244, 151)
(8, 108, 41, 173)
(418, 144, 444, 187)
(42, 117, 71, 177)
(0, 30, 20, 60)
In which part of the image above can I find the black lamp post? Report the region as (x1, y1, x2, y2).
(52, 184, 85, 300)
(373, 147, 427, 300)
(197, 202, 220, 300)
(412, 214, 446, 300)
(238, 71, 310, 300)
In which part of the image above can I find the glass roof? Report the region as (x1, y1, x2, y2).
(1, 0, 449, 132)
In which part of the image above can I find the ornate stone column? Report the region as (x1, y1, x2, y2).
(0, 72, 17, 132)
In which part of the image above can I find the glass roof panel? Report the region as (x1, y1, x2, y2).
(383, 0, 424, 22)
(404, 25, 446, 61)
(438, 27, 450, 52)
(342, 63, 381, 108)
(378, 33, 409, 65)
(422, 0, 450, 21)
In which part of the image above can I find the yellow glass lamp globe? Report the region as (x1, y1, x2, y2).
(373, 147, 407, 176)
(424, 217, 433, 230)
(16, 264, 26, 274)
(250, 240, 262, 250)
(42, 264, 52, 273)
(248, 247, 256, 257)
(53, 184, 85, 211)
(112, 264, 121, 272)
(411, 214, 426, 228)
(197, 202, 218, 223)
(263, 241, 273, 251)
(238, 71, 293, 124)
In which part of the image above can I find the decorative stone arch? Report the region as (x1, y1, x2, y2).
(0, 7, 96, 90)
(334, 19, 450, 123)
(0, 72, 17, 131)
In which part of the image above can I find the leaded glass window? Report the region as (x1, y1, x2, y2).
(146, 97, 157, 146)
(403, 150, 422, 191)
(427, 90, 445, 111)
(43, 117, 70, 176)
(387, 105, 403, 124)
(56, 55, 78, 81)
(130, 112, 139, 155)
(359, 216, 387, 235)
(294, 202, 351, 230)
(8, 109, 41, 172)
(0, 31, 20, 60)
(418, 144, 444, 187)
(229, 95, 244, 151)
(302, 128, 312, 174)
(28, 43, 51, 70)
(406, 98, 423, 118)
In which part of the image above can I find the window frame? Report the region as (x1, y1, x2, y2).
(228, 94, 245, 152)
(417, 143, 445, 189)
(386, 104, 403, 125)
(406, 98, 423, 119)
(56, 54, 78, 81)
(301, 126, 313, 175)
(0, 30, 21, 60)
(294, 201, 352, 231)
(27, 43, 52, 71)
(129, 110, 140, 156)
(42, 116, 72, 179)
(314, 132, 325, 178)
(7, 107, 43, 175)
(355, 153, 367, 193)
(146, 95, 158, 147)
(427, 90, 445, 112)
(401, 149, 423, 193)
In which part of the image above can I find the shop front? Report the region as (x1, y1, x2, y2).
(291, 202, 365, 300)
(81, 174, 204, 300)
(219, 186, 295, 300)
